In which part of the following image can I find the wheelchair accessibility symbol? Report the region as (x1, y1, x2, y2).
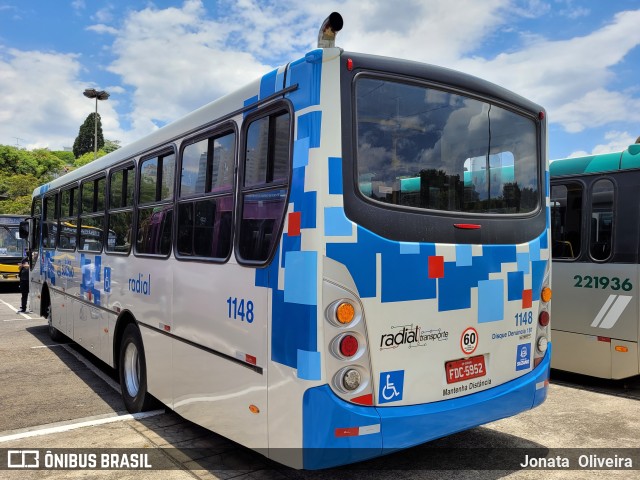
(378, 370, 404, 404)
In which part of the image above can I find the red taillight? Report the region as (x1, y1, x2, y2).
(538, 311, 550, 327)
(454, 223, 481, 230)
(347, 58, 353, 71)
(339, 334, 358, 357)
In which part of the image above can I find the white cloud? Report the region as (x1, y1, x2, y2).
(0, 47, 121, 150)
(568, 131, 638, 158)
(449, 9, 640, 133)
(553, 90, 640, 133)
(100, 0, 272, 143)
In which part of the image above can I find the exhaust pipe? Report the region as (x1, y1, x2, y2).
(317, 12, 344, 48)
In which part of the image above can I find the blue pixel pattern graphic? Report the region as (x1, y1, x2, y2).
(251, 49, 550, 376)
(327, 228, 548, 321)
(251, 53, 324, 379)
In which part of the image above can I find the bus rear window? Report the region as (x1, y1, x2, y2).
(355, 77, 539, 214)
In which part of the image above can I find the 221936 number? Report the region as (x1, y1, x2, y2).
(573, 275, 632, 291)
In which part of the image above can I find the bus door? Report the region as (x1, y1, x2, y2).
(29, 197, 44, 315)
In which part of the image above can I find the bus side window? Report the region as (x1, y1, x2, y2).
(59, 185, 78, 251)
(107, 165, 135, 254)
(43, 193, 58, 249)
(589, 179, 614, 261)
(79, 176, 106, 252)
(136, 151, 175, 256)
(551, 183, 583, 259)
(176, 130, 235, 261)
(237, 109, 291, 264)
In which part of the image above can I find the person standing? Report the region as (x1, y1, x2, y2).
(18, 258, 29, 313)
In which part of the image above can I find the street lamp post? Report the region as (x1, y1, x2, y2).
(83, 88, 110, 159)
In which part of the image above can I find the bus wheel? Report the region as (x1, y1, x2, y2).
(119, 324, 152, 413)
(47, 306, 64, 342)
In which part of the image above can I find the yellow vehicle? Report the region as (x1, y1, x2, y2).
(0, 215, 28, 282)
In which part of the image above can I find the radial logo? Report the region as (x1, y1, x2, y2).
(590, 295, 632, 329)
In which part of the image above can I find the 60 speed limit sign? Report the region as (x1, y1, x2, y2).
(460, 327, 479, 355)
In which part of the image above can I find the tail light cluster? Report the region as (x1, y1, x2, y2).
(323, 280, 373, 404)
(534, 269, 552, 368)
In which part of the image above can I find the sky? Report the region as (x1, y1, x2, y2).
(0, 0, 639, 160)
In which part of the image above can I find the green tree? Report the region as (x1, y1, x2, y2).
(0, 146, 65, 215)
(103, 139, 121, 154)
(50, 150, 75, 164)
(73, 112, 104, 158)
(74, 149, 107, 168)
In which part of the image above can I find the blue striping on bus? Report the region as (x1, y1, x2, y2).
(324, 207, 352, 237)
(243, 94, 259, 117)
(297, 349, 322, 380)
(399, 242, 420, 255)
(299, 191, 317, 229)
(259, 68, 279, 99)
(271, 290, 317, 369)
(455, 244, 473, 266)
(284, 250, 318, 305)
(508, 271, 525, 301)
(298, 111, 322, 148)
(281, 234, 302, 268)
(286, 53, 323, 110)
(328, 157, 343, 195)
(254, 244, 280, 290)
(531, 260, 547, 301)
(478, 279, 504, 322)
(293, 137, 310, 168)
(517, 252, 530, 274)
(529, 238, 541, 262)
(289, 167, 317, 229)
(381, 246, 436, 303)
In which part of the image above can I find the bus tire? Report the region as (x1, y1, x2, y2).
(47, 305, 64, 342)
(119, 324, 152, 413)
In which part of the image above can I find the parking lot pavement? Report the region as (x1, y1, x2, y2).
(1, 285, 639, 479)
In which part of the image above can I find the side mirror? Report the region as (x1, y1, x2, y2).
(19, 220, 30, 239)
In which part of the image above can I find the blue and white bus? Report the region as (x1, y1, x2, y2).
(23, 13, 551, 469)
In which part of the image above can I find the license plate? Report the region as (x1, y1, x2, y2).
(445, 355, 486, 384)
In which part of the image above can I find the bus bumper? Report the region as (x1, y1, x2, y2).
(302, 344, 551, 469)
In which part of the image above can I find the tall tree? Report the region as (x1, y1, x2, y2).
(73, 112, 104, 158)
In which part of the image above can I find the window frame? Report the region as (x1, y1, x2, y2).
(550, 180, 585, 262)
(588, 177, 615, 263)
(134, 146, 177, 258)
(106, 161, 136, 256)
(235, 100, 293, 267)
(339, 55, 548, 245)
(79, 174, 106, 253)
(43, 192, 59, 250)
(58, 184, 79, 251)
(175, 123, 238, 263)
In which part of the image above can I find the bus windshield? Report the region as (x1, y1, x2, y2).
(0, 224, 26, 257)
(355, 77, 539, 214)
